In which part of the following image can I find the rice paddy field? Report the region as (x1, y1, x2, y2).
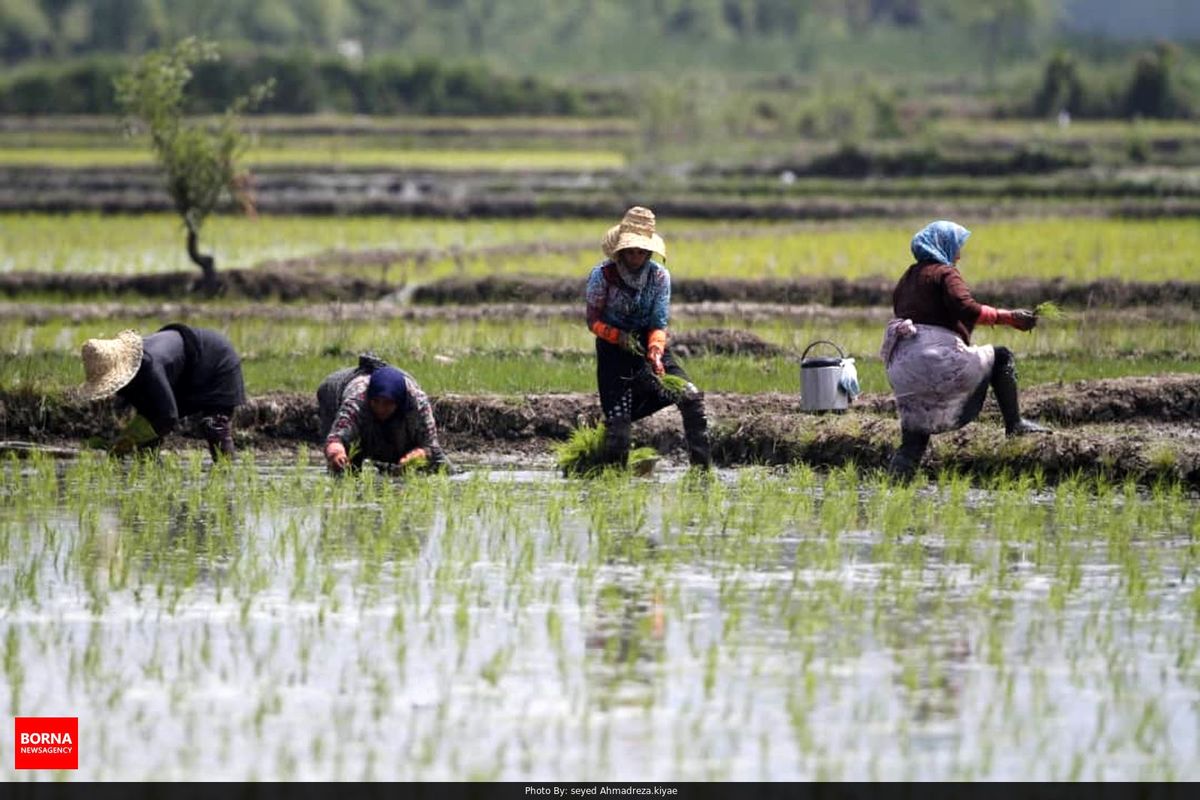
(3, 213, 1200, 282)
(2, 311, 1199, 396)
(1, 455, 1198, 780)
(3, 117, 1200, 781)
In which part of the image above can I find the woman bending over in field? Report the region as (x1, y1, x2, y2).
(880, 220, 1049, 478)
(585, 206, 712, 469)
(78, 324, 245, 459)
(317, 355, 450, 474)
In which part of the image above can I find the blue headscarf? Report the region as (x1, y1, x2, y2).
(366, 366, 409, 415)
(911, 221, 971, 266)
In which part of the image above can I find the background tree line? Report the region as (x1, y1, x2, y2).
(0, 0, 1197, 119)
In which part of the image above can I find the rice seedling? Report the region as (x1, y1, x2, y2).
(6, 214, 1200, 283)
(1034, 301, 1065, 320)
(554, 423, 657, 477)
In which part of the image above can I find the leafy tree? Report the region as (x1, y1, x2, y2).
(0, 0, 51, 61)
(933, 0, 1063, 85)
(115, 38, 272, 293)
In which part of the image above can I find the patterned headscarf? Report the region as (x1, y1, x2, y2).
(366, 366, 409, 415)
(911, 221, 971, 266)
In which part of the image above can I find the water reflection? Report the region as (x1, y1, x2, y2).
(585, 577, 667, 709)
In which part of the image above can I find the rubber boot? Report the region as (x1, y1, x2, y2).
(201, 413, 236, 461)
(991, 348, 1050, 437)
(678, 394, 713, 470)
(887, 429, 929, 480)
(601, 417, 632, 468)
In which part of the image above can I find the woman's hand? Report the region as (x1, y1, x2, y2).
(646, 344, 665, 375)
(324, 440, 349, 472)
(399, 447, 428, 467)
(1011, 309, 1038, 331)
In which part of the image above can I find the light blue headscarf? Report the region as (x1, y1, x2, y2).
(911, 220, 971, 265)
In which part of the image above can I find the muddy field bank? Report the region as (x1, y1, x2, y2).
(4, 375, 1198, 485)
(5, 269, 1200, 310)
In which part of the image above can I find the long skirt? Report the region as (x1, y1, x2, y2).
(881, 321, 994, 435)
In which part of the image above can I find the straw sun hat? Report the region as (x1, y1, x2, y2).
(77, 329, 144, 401)
(602, 206, 666, 259)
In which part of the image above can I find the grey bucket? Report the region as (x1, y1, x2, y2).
(800, 340, 849, 412)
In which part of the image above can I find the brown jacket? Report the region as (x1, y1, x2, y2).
(892, 261, 985, 344)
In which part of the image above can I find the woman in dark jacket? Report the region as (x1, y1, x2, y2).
(585, 206, 712, 468)
(879, 221, 1049, 478)
(78, 324, 246, 458)
(316, 355, 449, 474)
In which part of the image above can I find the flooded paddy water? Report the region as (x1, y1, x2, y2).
(2, 452, 1198, 780)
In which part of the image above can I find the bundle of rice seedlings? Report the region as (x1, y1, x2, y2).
(1034, 301, 1064, 320)
(658, 374, 690, 401)
(555, 423, 658, 477)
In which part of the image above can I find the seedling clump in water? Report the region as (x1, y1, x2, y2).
(555, 423, 657, 476)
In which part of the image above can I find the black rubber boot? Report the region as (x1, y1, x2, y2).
(678, 394, 713, 470)
(887, 429, 930, 480)
(991, 347, 1050, 437)
(601, 417, 632, 468)
(201, 413, 236, 461)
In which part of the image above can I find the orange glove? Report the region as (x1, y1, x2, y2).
(324, 440, 349, 472)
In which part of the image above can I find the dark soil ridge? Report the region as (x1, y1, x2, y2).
(5, 270, 1200, 309)
(6, 178, 1200, 218)
(412, 275, 1200, 310)
(5, 300, 1197, 327)
(4, 375, 1199, 485)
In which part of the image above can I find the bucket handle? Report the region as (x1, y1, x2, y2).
(800, 340, 845, 361)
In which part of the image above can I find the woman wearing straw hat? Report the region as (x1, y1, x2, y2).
(879, 220, 1049, 478)
(77, 324, 246, 459)
(585, 206, 712, 469)
(317, 354, 449, 474)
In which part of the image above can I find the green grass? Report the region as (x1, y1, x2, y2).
(4, 213, 1200, 282)
(3, 312, 1198, 396)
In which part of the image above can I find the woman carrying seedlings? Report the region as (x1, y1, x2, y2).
(585, 206, 712, 468)
(317, 355, 449, 474)
(879, 220, 1049, 478)
(77, 324, 245, 459)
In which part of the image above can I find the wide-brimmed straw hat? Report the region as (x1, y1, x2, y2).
(77, 330, 143, 401)
(603, 206, 666, 258)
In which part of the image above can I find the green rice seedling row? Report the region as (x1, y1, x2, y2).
(4, 214, 1200, 283)
(3, 314, 1198, 396)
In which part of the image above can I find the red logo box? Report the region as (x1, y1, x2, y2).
(14, 717, 78, 770)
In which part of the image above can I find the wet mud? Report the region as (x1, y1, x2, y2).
(4, 374, 1199, 486)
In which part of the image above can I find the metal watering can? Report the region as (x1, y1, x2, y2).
(800, 340, 857, 413)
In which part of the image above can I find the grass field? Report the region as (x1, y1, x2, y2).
(4, 314, 1197, 397)
(4, 214, 1200, 282)
(0, 146, 626, 171)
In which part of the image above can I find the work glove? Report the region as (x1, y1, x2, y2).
(324, 440, 349, 472)
(646, 344, 665, 376)
(618, 330, 645, 357)
(1010, 309, 1038, 331)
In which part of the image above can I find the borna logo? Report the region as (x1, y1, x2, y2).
(13, 717, 78, 770)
